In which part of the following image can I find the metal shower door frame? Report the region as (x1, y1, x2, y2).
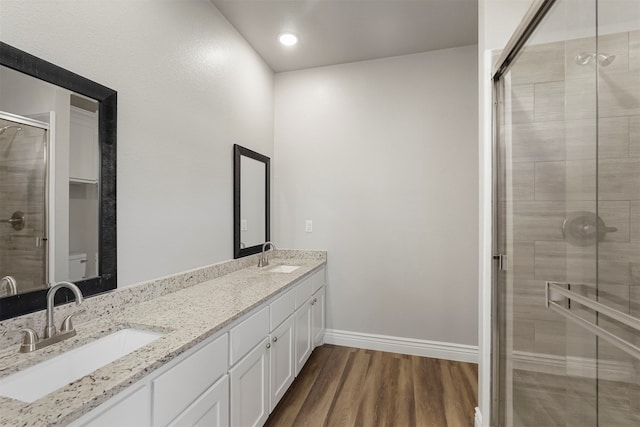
(0, 110, 51, 290)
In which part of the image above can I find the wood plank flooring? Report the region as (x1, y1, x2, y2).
(265, 344, 478, 427)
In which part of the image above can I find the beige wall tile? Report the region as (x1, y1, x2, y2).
(510, 41, 565, 85)
(510, 121, 565, 162)
(599, 69, 640, 118)
(535, 241, 568, 282)
(630, 30, 640, 71)
(600, 158, 640, 200)
(505, 162, 535, 201)
(513, 318, 535, 352)
(535, 81, 565, 122)
(535, 160, 596, 201)
(508, 201, 568, 241)
(630, 116, 640, 157)
(535, 319, 566, 356)
(508, 241, 535, 279)
(631, 200, 640, 241)
(511, 84, 534, 124)
(565, 76, 597, 120)
(513, 279, 559, 322)
(597, 117, 631, 159)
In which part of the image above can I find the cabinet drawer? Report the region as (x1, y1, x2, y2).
(154, 333, 228, 427)
(230, 306, 269, 365)
(311, 267, 325, 293)
(294, 277, 313, 309)
(270, 288, 295, 331)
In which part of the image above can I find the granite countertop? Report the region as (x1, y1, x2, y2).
(0, 256, 326, 426)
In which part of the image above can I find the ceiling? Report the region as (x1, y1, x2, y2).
(211, 0, 479, 73)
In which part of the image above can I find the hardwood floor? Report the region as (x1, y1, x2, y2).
(265, 344, 478, 427)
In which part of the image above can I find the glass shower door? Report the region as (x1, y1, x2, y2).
(593, 0, 640, 424)
(0, 113, 48, 297)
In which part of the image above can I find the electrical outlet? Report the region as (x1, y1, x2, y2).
(305, 220, 313, 233)
(241, 219, 248, 231)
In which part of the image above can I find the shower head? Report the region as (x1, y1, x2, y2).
(0, 125, 22, 135)
(598, 53, 616, 67)
(574, 52, 616, 67)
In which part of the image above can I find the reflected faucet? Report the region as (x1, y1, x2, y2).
(258, 242, 276, 267)
(45, 281, 84, 339)
(0, 276, 17, 296)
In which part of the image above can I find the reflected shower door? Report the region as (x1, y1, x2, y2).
(0, 113, 48, 297)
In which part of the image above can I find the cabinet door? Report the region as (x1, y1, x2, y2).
(311, 287, 325, 348)
(269, 315, 295, 412)
(230, 337, 270, 427)
(168, 375, 229, 427)
(294, 301, 312, 376)
(69, 106, 98, 182)
(154, 333, 228, 426)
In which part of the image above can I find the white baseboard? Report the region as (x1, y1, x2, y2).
(474, 407, 482, 427)
(324, 329, 478, 363)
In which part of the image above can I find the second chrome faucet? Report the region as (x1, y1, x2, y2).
(258, 241, 276, 267)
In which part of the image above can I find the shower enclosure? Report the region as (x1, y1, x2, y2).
(0, 113, 48, 297)
(493, 0, 640, 425)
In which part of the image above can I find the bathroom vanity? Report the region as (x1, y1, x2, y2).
(0, 253, 326, 426)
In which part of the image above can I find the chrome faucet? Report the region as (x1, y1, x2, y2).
(45, 281, 84, 339)
(4, 281, 85, 353)
(258, 241, 276, 267)
(0, 276, 17, 296)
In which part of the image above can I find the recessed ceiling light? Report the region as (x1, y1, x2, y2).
(278, 33, 298, 47)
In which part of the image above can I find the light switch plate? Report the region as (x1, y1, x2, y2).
(305, 220, 313, 233)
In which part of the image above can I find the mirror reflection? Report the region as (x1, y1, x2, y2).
(0, 66, 100, 297)
(234, 144, 270, 258)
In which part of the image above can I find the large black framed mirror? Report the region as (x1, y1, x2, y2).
(234, 144, 270, 258)
(0, 42, 117, 320)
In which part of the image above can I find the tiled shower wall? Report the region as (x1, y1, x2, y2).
(508, 30, 640, 360)
(0, 120, 46, 297)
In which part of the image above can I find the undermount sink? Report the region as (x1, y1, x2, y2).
(268, 265, 300, 273)
(0, 328, 164, 403)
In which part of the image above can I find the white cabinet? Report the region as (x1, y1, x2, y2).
(69, 385, 150, 427)
(269, 315, 295, 411)
(311, 287, 325, 348)
(168, 375, 229, 427)
(294, 298, 312, 376)
(69, 265, 326, 427)
(69, 106, 99, 183)
(230, 337, 270, 427)
(153, 334, 228, 426)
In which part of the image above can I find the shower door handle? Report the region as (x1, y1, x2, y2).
(493, 254, 508, 271)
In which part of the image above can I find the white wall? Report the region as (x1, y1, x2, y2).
(274, 46, 478, 347)
(478, 0, 533, 425)
(0, 0, 274, 286)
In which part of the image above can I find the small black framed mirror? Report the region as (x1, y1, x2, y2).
(0, 42, 117, 320)
(233, 144, 270, 258)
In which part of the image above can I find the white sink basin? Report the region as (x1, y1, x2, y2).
(0, 328, 163, 403)
(269, 265, 300, 273)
